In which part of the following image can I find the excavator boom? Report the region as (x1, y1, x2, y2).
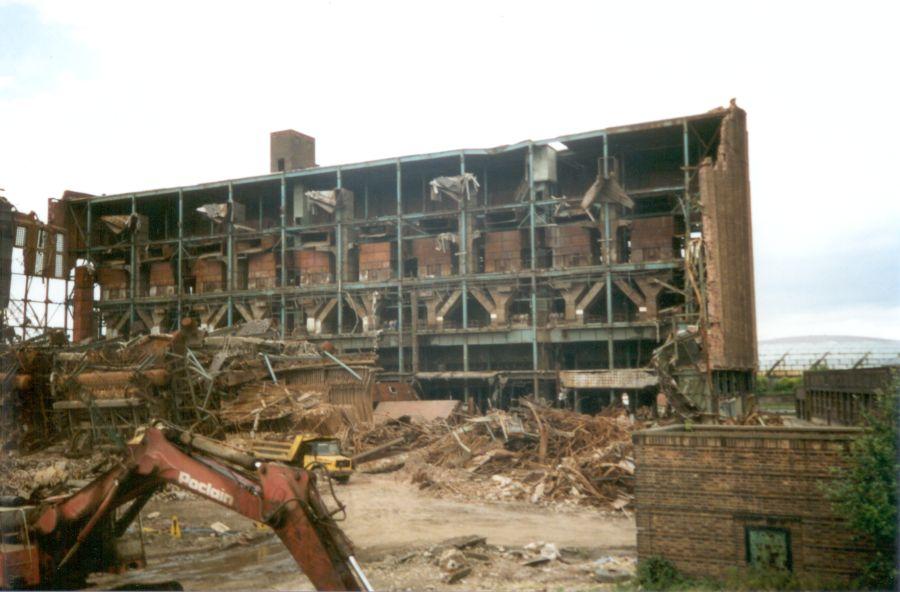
(12, 425, 370, 591)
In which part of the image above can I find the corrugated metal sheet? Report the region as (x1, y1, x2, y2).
(327, 382, 374, 423)
(559, 369, 657, 389)
(374, 400, 460, 424)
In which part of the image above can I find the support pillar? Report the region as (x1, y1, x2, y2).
(302, 297, 338, 335)
(280, 174, 287, 337)
(197, 303, 228, 332)
(528, 143, 539, 398)
(602, 135, 614, 370)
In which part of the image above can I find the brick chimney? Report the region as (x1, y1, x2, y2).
(270, 130, 316, 173)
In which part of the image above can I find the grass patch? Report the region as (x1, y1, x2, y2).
(627, 557, 845, 591)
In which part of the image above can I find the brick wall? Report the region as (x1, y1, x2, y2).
(484, 230, 524, 273)
(148, 261, 175, 296)
(634, 425, 870, 583)
(630, 216, 675, 262)
(96, 267, 129, 300)
(72, 266, 93, 342)
(247, 252, 277, 289)
(700, 106, 757, 371)
(359, 241, 393, 282)
(193, 259, 225, 293)
(412, 237, 453, 277)
(546, 226, 594, 268)
(295, 249, 333, 285)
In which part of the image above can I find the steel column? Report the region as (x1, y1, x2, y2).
(177, 189, 183, 324)
(129, 195, 137, 330)
(528, 143, 539, 398)
(460, 153, 470, 403)
(336, 168, 343, 336)
(682, 119, 693, 315)
(226, 183, 234, 326)
(603, 135, 614, 369)
(280, 175, 287, 337)
(85, 201, 93, 337)
(396, 161, 404, 374)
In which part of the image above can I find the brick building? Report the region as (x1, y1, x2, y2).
(634, 424, 871, 582)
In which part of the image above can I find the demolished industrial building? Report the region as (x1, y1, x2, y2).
(5, 101, 883, 590)
(3, 101, 756, 430)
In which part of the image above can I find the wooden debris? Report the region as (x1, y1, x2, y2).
(348, 399, 642, 510)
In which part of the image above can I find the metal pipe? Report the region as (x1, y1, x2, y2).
(262, 354, 278, 384)
(348, 555, 374, 592)
(75, 369, 169, 387)
(170, 427, 257, 469)
(321, 349, 363, 382)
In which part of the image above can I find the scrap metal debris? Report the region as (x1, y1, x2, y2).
(429, 174, 480, 203)
(345, 399, 641, 510)
(0, 320, 378, 455)
(580, 170, 634, 210)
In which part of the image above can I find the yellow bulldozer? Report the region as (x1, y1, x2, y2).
(250, 434, 354, 483)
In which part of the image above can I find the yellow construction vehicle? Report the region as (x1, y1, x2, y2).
(250, 434, 354, 483)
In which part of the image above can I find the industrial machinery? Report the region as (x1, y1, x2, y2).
(0, 423, 371, 591)
(250, 434, 354, 483)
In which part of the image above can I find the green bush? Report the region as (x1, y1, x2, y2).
(633, 558, 845, 591)
(827, 384, 898, 590)
(773, 376, 801, 392)
(635, 556, 688, 590)
(721, 566, 843, 591)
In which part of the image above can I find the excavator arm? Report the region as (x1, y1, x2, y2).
(29, 425, 370, 591)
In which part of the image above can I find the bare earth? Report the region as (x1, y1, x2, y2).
(91, 472, 636, 590)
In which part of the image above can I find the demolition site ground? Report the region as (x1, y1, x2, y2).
(90, 472, 635, 591)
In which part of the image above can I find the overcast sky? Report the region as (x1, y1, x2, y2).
(1, 0, 897, 340)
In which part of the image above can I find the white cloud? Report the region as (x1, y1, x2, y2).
(2, 0, 899, 339)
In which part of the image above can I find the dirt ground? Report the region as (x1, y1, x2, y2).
(90, 471, 636, 590)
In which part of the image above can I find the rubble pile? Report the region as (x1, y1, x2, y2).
(726, 409, 786, 426)
(0, 449, 112, 500)
(376, 534, 635, 588)
(349, 400, 641, 510)
(1, 320, 379, 455)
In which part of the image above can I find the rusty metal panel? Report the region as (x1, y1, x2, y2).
(373, 400, 460, 424)
(372, 382, 419, 403)
(327, 382, 373, 423)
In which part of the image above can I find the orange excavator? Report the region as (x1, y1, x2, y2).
(0, 423, 372, 590)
